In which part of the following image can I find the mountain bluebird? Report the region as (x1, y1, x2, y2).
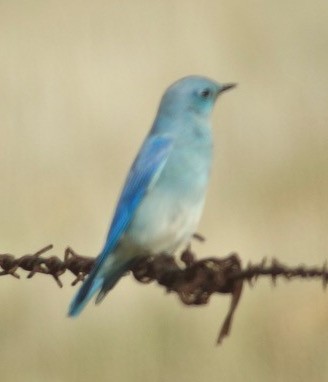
(68, 75, 236, 316)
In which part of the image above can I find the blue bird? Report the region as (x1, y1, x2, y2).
(68, 75, 236, 316)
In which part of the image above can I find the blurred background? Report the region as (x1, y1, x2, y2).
(1, 1, 328, 381)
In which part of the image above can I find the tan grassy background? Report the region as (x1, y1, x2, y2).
(1, 1, 328, 381)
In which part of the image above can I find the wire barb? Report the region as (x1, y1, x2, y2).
(1, 244, 328, 344)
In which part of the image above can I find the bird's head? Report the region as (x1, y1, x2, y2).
(159, 75, 236, 119)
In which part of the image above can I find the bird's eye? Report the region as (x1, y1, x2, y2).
(200, 88, 211, 99)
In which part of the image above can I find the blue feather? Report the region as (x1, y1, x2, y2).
(68, 135, 172, 316)
(101, 134, 173, 258)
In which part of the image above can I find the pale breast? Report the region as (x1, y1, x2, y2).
(122, 187, 206, 255)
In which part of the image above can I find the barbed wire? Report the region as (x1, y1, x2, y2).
(1, 243, 328, 344)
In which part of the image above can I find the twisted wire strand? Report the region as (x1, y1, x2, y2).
(1, 244, 328, 344)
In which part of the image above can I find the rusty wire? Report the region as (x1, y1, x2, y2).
(1, 244, 328, 344)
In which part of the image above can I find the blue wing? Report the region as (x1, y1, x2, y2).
(68, 134, 173, 316)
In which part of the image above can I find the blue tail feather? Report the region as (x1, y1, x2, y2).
(68, 268, 104, 317)
(68, 254, 135, 317)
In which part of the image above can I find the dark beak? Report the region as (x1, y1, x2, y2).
(220, 83, 237, 93)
